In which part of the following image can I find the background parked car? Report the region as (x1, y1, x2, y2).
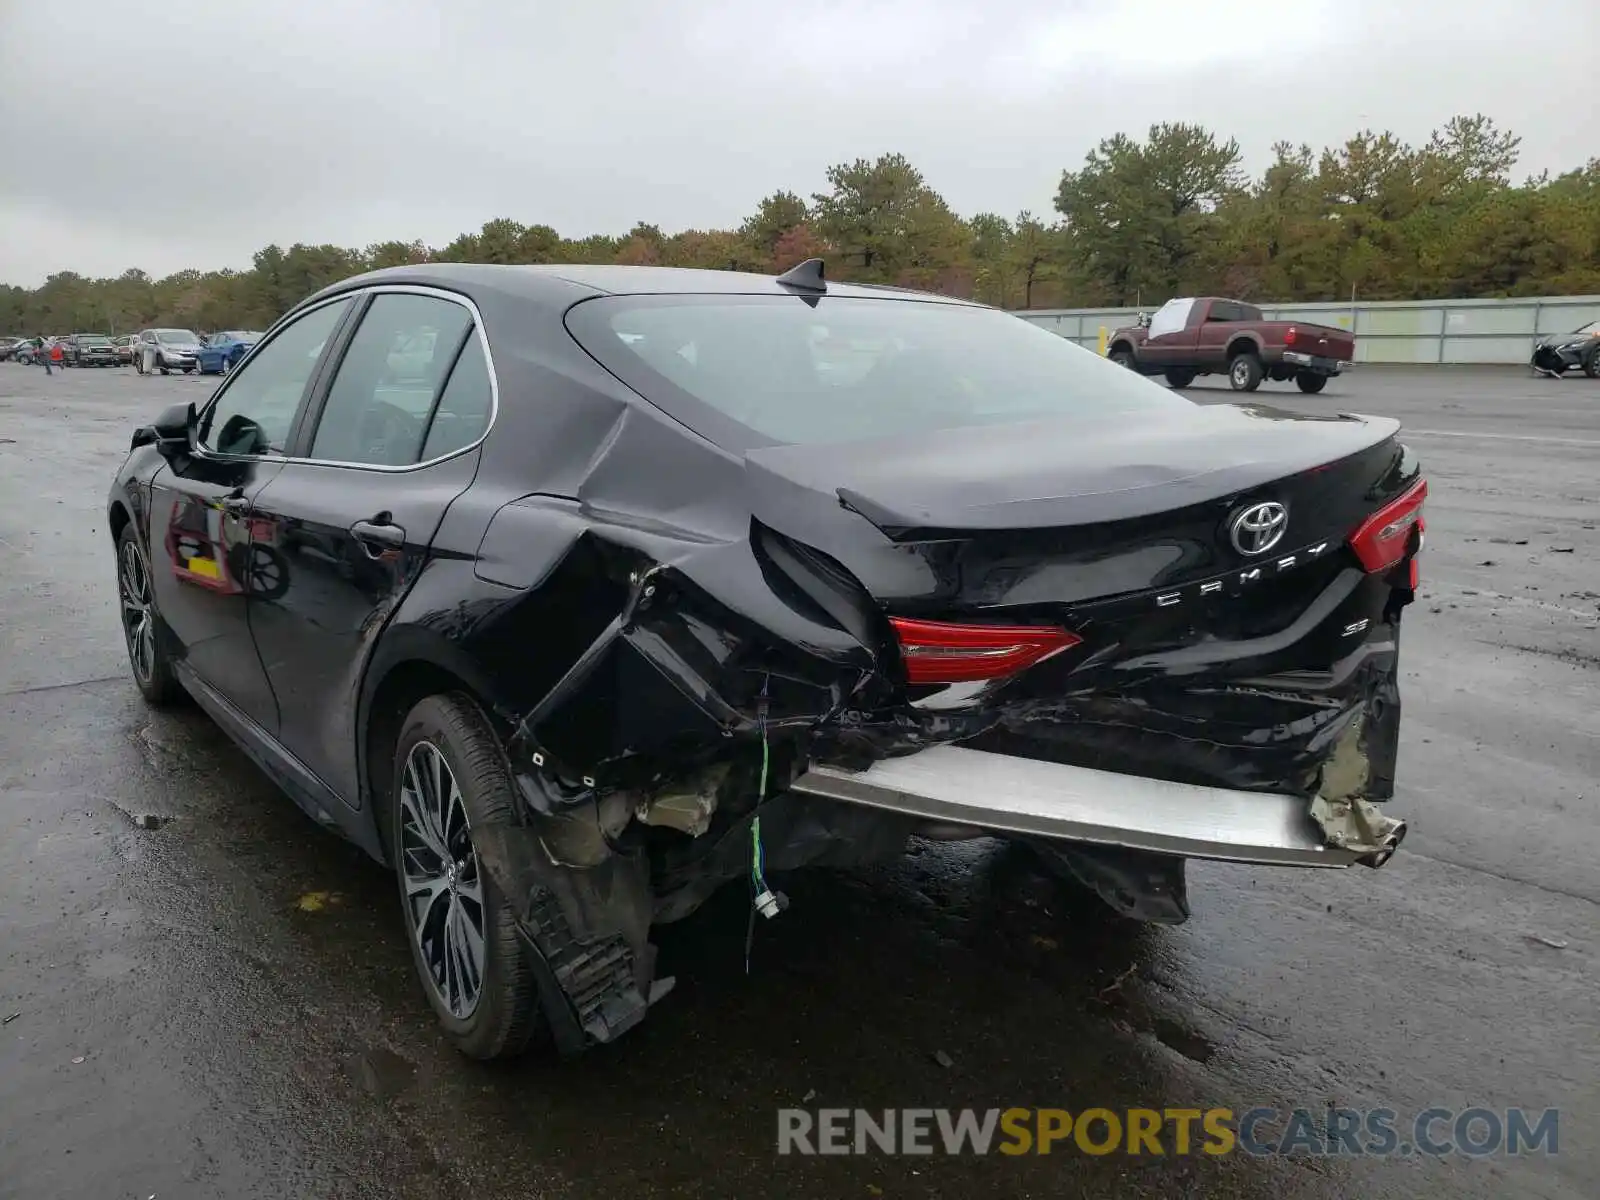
(113, 334, 138, 364)
(134, 328, 203, 375)
(0, 336, 24, 362)
(1530, 319, 1600, 377)
(195, 330, 264, 375)
(65, 333, 119, 367)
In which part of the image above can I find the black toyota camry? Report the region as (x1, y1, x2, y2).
(107, 261, 1425, 1059)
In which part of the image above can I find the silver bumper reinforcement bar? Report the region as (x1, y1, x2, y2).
(791, 745, 1390, 868)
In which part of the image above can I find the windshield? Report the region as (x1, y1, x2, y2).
(79, 335, 111, 345)
(156, 329, 198, 343)
(219, 330, 256, 342)
(566, 295, 1191, 449)
(1571, 320, 1600, 336)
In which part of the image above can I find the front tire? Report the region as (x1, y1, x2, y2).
(1228, 352, 1264, 392)
(391, 694, 546, 1060)
(1295, 372, 1328, 394)
(115, 524, 182, 705)
(1109, 349, 1135, 370)
(1584, 345, 1600, 379)
(1164, 368, 1196, 388)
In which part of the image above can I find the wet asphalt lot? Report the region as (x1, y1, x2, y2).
(0, 360, 1596, 1200)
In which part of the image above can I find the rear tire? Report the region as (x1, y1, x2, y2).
(390, 693, 546, 1061)
(1164, 369, 1196, 388)
(1228, 352, 1264, 392)
(1295, 372, 1328, 394)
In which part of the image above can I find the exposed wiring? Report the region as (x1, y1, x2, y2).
(746, 674, 787, 974)
(751, 732, 770, 891)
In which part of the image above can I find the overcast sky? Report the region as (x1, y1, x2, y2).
(0, 0, 1594, 287)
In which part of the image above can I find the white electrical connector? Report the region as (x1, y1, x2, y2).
(754, 888, 788, 919)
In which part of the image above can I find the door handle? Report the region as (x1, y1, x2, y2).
(350, 518, 406, 555)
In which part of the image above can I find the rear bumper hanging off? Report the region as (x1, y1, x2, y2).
(789, 745, 1403, 868)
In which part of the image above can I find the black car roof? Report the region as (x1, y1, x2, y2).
(308, 262, 980, 308)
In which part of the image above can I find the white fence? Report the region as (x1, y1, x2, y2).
(1012, 295, 1600, 365)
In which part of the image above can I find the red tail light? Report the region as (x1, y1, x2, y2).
(1285, 326, 1298, 346)
(1348, 478, 1427, 576)
(888, 617, 1081, 685)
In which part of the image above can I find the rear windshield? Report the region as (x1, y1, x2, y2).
(566, 295, 1191, 449)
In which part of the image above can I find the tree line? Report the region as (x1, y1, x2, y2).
(4, 114, 1596, 336)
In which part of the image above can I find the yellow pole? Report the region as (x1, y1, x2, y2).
(1097, 326, 1108, 356)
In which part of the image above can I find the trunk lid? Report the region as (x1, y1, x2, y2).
(745, 399, 1413, 668)
(748, 403, 1394, 541)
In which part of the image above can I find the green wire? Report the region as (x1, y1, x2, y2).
(747, 723, 775, 972)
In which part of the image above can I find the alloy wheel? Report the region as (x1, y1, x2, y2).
(399, 740, 487, 1020)
(1232, 359, 1249, 386)
(118, 538, 156, 684)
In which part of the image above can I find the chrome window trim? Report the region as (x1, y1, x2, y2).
(193, 283, 501, 474)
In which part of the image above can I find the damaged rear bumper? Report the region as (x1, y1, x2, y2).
(790, 744, 1406, 869)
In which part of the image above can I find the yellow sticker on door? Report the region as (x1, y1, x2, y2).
(186, 555, 221, 579)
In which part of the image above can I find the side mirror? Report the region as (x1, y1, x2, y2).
(132, 401, 195, 457)
(1136, 311, 1151, 328)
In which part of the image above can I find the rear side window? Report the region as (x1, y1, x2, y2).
(421, 334, 493, 460)
(308, 293, 474, 466)
(566, 295, 1191, 449)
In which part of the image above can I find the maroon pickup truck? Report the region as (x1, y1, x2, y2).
(1107, 297, 1355, 393)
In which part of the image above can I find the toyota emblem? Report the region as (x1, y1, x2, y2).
(1229, 501, 1289, 556)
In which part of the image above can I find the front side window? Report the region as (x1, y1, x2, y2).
(307, 293, 473, 466)
(566, 294, 1192, 449)
(198, 299, 351, 456)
